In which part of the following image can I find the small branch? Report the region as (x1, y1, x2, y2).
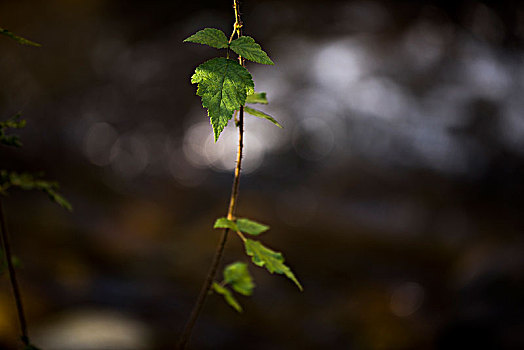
(176, 227, 230, 349)
(227, 106, 244, 220)
(177, 107, 245, 349)
(178, 3, 245, 346)
(0, 198, 30, 346)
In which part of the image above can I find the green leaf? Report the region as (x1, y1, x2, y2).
(183, 28, 229, 49)
(230, 36, 274, 65)
(223, 262, 254, 296)
(0, 171, 72, 211)
(244, 107, 282, 128)
(244, 239, 303, 291)
(236, 218, 270, 236)
(0, 114, 26, 147)
(0, 27, 41, 47)
(212, 282, 242, 312)
(246, 92, 268, 104)
(191, 57, 254, 141)
(214, 217, 238, 231)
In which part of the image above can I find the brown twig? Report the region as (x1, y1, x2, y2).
(0, 198, 30, 347)
(177, 106, 245, 349)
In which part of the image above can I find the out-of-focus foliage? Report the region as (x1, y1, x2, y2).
(0, 27, 40, 47)
(212, 262, 254, 312)
(223, 262, 254, 296)
(0, 117, 72, 211)
(0, 114, 25, 148)
(212, 282, 242, 312)
(0, 170, 72, 211)
(245, 92, 268, 104)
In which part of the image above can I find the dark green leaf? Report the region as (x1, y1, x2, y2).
(212, 282, 242, 312)
(223, 262, 254, 296)
(244, 107, 282, 128)
(0, 27, 41, 47)
(246, 92, 268, 104)
(191, 57, 254, 141)
(0, 171, 72, 211)
(230, 36, 273, 65)
(244, 239, 303, 291)
(0, 114, 26, 147)
(184, 28, 229, 49)
(236, 218, 270, 236)
(214, 217, 238, 231)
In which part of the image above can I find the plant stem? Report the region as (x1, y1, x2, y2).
(177, 2, 245, 348)
(178, 107, 245, 349)
(0, 198, 30, 346)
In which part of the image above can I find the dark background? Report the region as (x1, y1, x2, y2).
(1, 0, 524, 349)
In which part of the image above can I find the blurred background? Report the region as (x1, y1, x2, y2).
(1, 0, 524, 349)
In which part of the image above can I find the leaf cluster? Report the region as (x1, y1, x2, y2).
(184, 28, 281, 141)
(184, 28, 273, 65)
(212, 262, 254, 312)
(213, 217, 302, 312)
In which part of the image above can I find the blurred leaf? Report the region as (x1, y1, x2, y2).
(0, 114, 26, 147)
(0, 171, 72, 211)
(230, 36, 273, 65)
(244, 107, 282, 128)
(184, 28, 229, 49)
(0, 27, 41, 47)
(212, 282, 242, 312)
(244, 239, 303, 291)
(246, 92, 268, 104)
(236, 218, 270, 236)
(223, 262, 254, 296)
(191, 57, 254, 141)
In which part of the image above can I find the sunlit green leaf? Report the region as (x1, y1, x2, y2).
(230, 36, 273, 65)
(246, 92, 268, 104)
(223, 262, 254, 296)
(191, 57, 254, 141)
(244, 239, 303, 291)
(212, 282, 242, 312)
(183, 28, 229, 49)
(214, 217, 238, 231)
(236, 218, 270, 236)
(244, 107, 282, 128)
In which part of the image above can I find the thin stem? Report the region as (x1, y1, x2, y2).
(177, 3, 245, 347)
(176, 227, 230, 349)
(0, 198, 30, 346)
(227, 106, 244, 220)
(177, 108, 245, 349)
